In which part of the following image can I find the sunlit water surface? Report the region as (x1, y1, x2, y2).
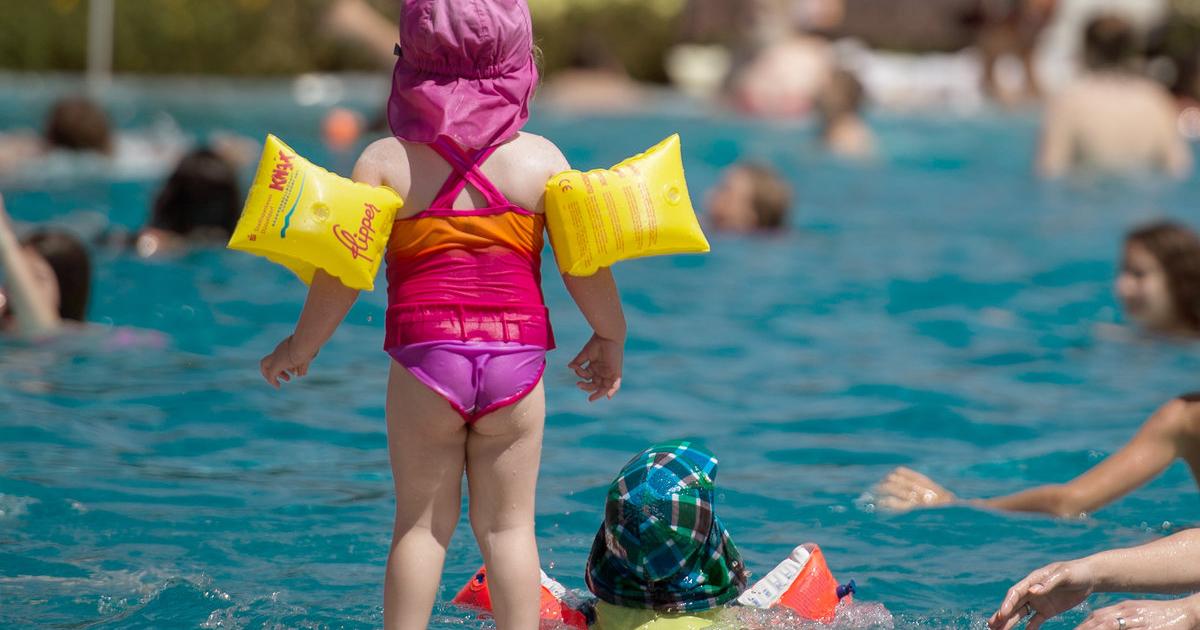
(1, 76, 1199, 629)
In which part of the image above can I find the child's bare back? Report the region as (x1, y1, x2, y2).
(353, 132, 570, 219)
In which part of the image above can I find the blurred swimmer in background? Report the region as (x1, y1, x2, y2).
(1038, 15, 1192, 179)
(706, 162, 793, 233)
(0, 96, 113, 175)
(134, 148, 243, 258)
(0, 195, 91, 339)
(1116, 221, 1200, 337)
(817, 67, 877, 160)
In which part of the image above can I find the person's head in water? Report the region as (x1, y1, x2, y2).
(1117, 221, 1200, 335)
(147, 148, 242, 240)
(706, 162, 792, 233)
(43, 96, 113, 154)
(818, 67, 865, 129)
(585, 441, 748, 612)
(2, 230, 92, 326)
(1083, 14, 1138, 71)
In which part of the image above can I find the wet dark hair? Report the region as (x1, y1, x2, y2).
(1084, 14, 1138, 70)
(820, 67, 866, 121)
(43, 96, 113, 154)
(1126, 221, 1200, 332)
(22, 230, 91, 322)
(740, 163, 792, 231)
(148, 148, 242, 239)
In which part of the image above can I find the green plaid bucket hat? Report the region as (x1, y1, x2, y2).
(585, 441, 749, 612)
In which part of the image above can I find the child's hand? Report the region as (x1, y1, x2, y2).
(568, 333, 623, 401)
(259, 335, 317, 388)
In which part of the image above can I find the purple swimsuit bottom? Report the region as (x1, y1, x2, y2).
(389, 341, 546, 423)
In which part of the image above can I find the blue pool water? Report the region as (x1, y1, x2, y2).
(2, 75, 1200, 628)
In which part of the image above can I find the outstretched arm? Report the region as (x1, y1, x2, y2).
(988, 529, 1200, 630)
(877, 398, 1195, 516)
(1084, 528, 1200, 593)
(0, 195, 61, 338)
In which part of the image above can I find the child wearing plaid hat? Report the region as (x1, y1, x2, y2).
(585, 440, 750, 629)
(454, 441, 857, 628)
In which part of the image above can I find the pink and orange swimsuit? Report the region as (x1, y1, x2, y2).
(384, 137, 554, 422)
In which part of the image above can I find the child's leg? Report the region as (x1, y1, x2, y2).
(465, 380, 545, 630)
(383, 364, 468, 630)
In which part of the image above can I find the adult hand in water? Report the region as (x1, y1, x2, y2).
(874, 467, 956, 511)
(993, 530, 1200, 630)
(569, 333, 623, 402)
(989, 561, 1096, 630)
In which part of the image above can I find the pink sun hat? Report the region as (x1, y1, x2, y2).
(388, 0, 538, 150)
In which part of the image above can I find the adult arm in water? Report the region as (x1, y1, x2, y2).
(874, 395, 1200, 517)
(988, 528, 1200, 630)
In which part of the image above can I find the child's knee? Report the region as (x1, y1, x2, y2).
(468, 507, 532, 541)
(391, 518, 456, 548)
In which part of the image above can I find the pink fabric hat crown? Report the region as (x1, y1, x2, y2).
(388, 0, 538, 150)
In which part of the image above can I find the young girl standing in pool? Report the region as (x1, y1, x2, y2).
(259, 1, 627, 627)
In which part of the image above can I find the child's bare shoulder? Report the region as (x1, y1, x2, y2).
(495, 133, 570, 212)
(510, 132, 570, 176)
(355, 137, 413, 194)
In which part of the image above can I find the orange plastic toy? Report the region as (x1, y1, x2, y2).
(454, 545, 852, 627)
(452, 566, 588, 629)
(736, 543, 851, 622)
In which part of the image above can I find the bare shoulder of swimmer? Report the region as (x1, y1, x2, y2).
(1045, 83, 1090, 120)
(355, 137, 412, 194)
(1174, 393, 1200, 445)
(493, 132, 570, 213)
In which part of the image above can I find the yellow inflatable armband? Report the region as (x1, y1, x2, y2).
(227, 135, 403, 291)
(545, 134, 710, 276)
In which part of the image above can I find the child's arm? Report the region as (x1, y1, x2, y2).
(563, 269, 626, 401)
(0, 195, 61, 339)
(534, 138, 627, 401)
(259, 148, 392, 388)
(259, 270, 359, 387)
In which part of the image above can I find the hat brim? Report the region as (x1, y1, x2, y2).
(388, 56, 536, 150)
(584, 516, 746, 612)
